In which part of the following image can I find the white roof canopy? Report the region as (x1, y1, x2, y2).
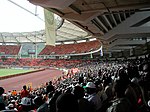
(0, 20, 93, 44)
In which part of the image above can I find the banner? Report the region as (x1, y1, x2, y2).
(44, 9, 56, 46)
(26, 82, 32, 91)
(90, 53, 93, 59)
(100, 46, 103, 56)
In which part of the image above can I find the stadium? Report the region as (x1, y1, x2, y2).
(0, 0, 150, 112)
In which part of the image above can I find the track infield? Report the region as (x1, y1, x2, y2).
(0, 69, 33, 77)
(0, 69, 62, 92)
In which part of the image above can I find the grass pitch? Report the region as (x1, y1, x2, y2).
(0, 69, 33, 77)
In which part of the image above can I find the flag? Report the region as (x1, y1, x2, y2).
(44, 9, 56, 46)
(90, 53, 93, 59)
(100, 46, 103, 56)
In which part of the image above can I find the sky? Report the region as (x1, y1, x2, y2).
(0, 0, 45, 32)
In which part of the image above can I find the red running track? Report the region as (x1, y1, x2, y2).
(0, 69, 62, 92)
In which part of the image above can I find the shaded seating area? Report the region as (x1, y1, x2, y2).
(39, 40, 101, 55)
(0, 45, 21, 55)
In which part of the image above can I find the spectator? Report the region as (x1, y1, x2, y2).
(11, 90, 16, 96)
(5, 103, 18, 111)
(0, 87, 5, 110)
(84, 82, 102, 112)
(18, 97, 32, 112)
(73, 85, 93, 112)
(49, 90, 62, 112)
(56, 93, 79, 112)
(20, 85, 29, 98)
(107, 80, 132, 112)
(46, 81, 55, 94)
(139, 62, 150, 111)
(33, 96, 49, 112)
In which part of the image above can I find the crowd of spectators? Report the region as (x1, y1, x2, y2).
(0, 40, 100, 57)
(39, 40, 101, 55)
(0, 45, 21, 55)
(0, 55, 150, 112)
(0, 58, 83, 68)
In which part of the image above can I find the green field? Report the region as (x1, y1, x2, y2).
(0, 69, 33, 77)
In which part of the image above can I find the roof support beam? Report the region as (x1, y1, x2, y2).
(91, 20, 104, 35)
(123, 12, 126, 19)
(14, 37, 20, 44)
(0, 34, 5, 44)
(35, 36, 45, 41)
(128, 10, 131, 16)
(95, 17, 108, 32)
(69, 4, 81, 14)
(103, 15, 113, 29)
(11, 33, 20, 44)
(25, 36, 34, 43)
(118, 13, 122, 23)
(111, 14, 117, 26)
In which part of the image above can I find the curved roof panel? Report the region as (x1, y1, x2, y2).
(0, 20, 92, 44)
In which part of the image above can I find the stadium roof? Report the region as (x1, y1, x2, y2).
(29, 0, 150, 53)
(0, 0, 94, 44)
(0, 20, 93, 44)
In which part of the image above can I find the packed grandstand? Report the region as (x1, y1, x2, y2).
(0, 41, 150, 112)
(0, 57, 150, 112)
(0, 0, 150, 112)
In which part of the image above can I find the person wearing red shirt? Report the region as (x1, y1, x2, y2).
(20, 85, 29, 98)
